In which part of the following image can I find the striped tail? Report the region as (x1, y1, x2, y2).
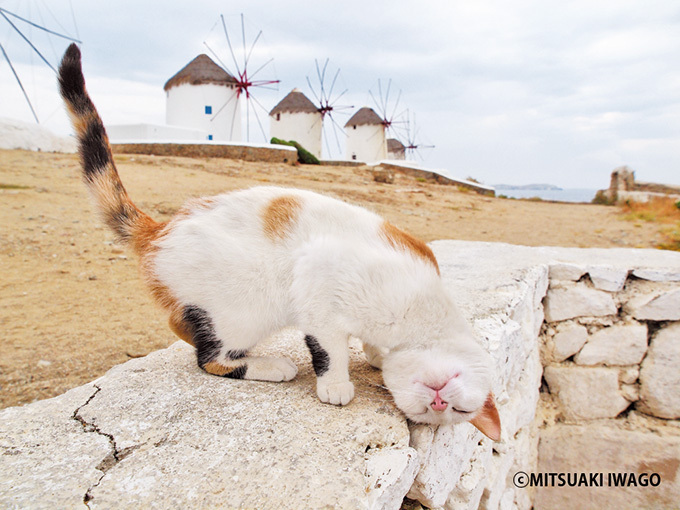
(58, 43, 158, 250)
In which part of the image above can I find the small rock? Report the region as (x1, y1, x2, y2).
(544, 285, 617, 322)
(551, 323, 588, 362)
(36, 360, 52, 368)
(627, 288, 680, 321)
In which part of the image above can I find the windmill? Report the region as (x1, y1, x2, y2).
(0, 3, 80, 123)
(368, 78, 407, 141)
(401, 110, 435, 161)
(305, 58, 353, 159)
(202, 14, 280, 142)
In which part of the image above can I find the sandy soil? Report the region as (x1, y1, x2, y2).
(0, 149, 666, 408)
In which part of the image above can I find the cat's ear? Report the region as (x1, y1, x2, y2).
(470, 392, 501, 441)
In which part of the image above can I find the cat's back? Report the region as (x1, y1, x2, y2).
(170, 186, 384, 246)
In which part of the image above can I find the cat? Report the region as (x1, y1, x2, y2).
(57, 43, 501, 441)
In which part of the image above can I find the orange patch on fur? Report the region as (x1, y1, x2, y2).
(203, 361, 244, 376)
(262, 195, 302, 240)
(380, 221, 440, 274)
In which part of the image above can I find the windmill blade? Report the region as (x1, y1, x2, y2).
(305, 75, 322, 105)
(0, 42, 39, 122)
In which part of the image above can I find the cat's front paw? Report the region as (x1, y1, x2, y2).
(316, 380, 355, 406)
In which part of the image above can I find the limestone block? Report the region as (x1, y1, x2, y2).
(574, 322, 648, 366)
(535, 423, 680, 509)
(627, 288, 680, 321)
(549, 263, 586, 282)
(407, 423, 484, 508)
(543, 365, 629, 420)
(0, 384, 112, 509)
(543, 285, 617, 322)
(632, 268, 680, 282)
(551, 323, 588, 362)
(443, 444, 492, 510)
(365, 447, 420, 510)
(639, 322, 680, 419)
(587, 266, 629, 292)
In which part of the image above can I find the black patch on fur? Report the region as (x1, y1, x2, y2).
(305, 335, 329, 377)
(80, 118, 111, 180)
(224, 365, 248, 379)
(227, 349, 248, 360)
(58, 44, 92, 116)
(183, 305, 222, 368)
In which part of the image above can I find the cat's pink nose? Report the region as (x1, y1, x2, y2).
(431, 394, 448, 412)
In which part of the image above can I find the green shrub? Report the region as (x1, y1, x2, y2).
(270, 137, 320, 165)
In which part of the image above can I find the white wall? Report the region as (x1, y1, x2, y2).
(270, 111, 322, 158)
(345, 124, 386, 163)
(107, 123, 208, 142)
(166, 83, 241, 142)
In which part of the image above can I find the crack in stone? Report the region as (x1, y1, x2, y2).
(71, 384, 134, 508)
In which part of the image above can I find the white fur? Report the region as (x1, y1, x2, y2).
(152, 186, 493, 422)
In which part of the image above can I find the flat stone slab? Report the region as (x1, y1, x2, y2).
(0, 333, 413, 510)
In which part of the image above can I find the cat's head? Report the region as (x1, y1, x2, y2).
(381, 343, 501, 440)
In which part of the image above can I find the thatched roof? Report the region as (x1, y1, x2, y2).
(270, 89, 319, 116)
(164, 54, 237, 91)
(345, 107, 384, 127)
(387, 138, 405, 152)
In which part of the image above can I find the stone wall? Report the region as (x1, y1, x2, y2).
(537, 264, 680, 509)
(111, 141, 298, 165)
(1, 241, 678, 509)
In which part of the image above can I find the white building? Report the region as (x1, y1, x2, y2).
(269, 89, 322, 158)
(163, 54, 241, 142)
(387, 138, 406, 160)
(344, 107, 386, 163)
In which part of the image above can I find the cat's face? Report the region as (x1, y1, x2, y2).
(381, 343, 500, 439)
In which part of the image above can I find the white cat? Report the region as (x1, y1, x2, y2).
(58, 44, 500, 440)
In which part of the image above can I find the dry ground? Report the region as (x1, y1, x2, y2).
(0, 149, 667, 408)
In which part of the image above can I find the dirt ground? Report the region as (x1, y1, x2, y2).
(0, 148, 667, 408)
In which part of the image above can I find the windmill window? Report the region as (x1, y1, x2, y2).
(208, 135, 213, 141)
(205, 106, 213, 115)
(353, 125, 356, 130)
(276, 113, 281, 121)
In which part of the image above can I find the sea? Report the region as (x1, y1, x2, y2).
(495, 188, 599, 204)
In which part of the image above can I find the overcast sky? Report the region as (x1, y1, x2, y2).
(1, 0, 679, 188)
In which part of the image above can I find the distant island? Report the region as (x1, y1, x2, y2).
(493, 183, 563, 191)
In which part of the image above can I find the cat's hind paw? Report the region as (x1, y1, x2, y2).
(317, 380, 355, 406)
(245, 356, 298, 382)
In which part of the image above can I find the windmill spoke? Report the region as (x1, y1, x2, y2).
(0, 7, 80, 42)
(210, 93, 237, 122)
(203, 40, 234, 76)
(221, 14, 242, 76)
(0, 42, 39, 123)
(248, 57, 275, 80)
(327, 68, 340, 101)
(241, 14, 247, 71)
(1, 11, 56, 72)
(229, 96, 240, 140)
(315, 59, 327, 103)
(306, 75, 322, 104)
(249, 97, 268, 142)
(245, 30, 262, 69)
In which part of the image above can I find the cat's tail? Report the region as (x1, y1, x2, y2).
(58, 43, 159, 252)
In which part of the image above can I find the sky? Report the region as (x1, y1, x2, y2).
(1, 0, 679, 189)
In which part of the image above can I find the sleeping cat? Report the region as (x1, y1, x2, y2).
(57, 43, 500, 441)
